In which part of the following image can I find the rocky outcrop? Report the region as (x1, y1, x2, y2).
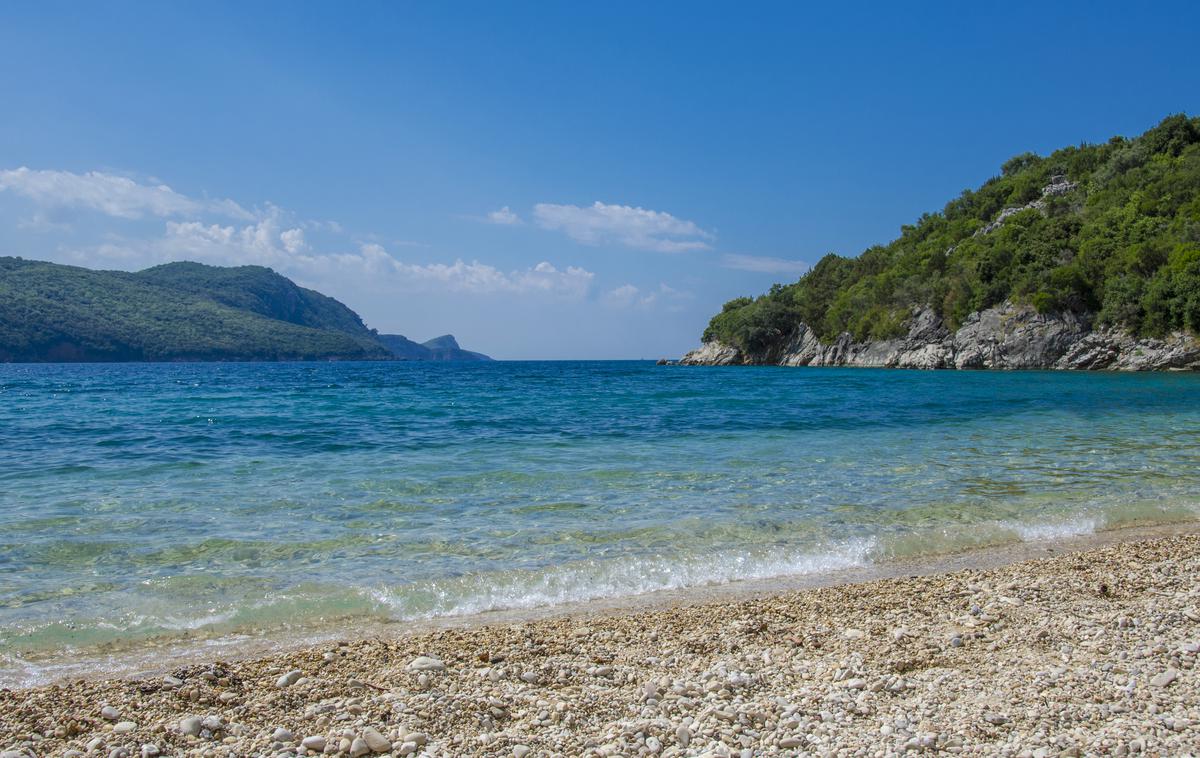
(1054, 328, 1200, 370)
(678, 340, 743, 366)
(680, 302, 1200, 371)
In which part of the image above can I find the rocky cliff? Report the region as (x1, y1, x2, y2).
(681, 302, 1200, 370)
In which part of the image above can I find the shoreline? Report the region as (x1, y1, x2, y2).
(3, 519, 1199, 691)
(3, 525, 1199, 755)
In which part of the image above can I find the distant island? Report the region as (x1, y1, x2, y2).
(684, 115, 1200, 370)
(0, 258, 492, 362)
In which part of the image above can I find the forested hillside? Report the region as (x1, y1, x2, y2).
(0, 258, 390, 361)
(704, 115, 1200, 355)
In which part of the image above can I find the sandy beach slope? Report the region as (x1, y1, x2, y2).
(2, 533, 1198, 757)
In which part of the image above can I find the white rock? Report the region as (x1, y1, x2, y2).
(676, 725, 691, 748)
(513, 746, 532, 758)
(113, 721, 137, 734)
(407, 656, 446, 672)
(362, 727, 391, 753)
(272, 727, 294, 743)
(200, 716, 223, 732)
(179, 717, 202, 737)
(100, 705, 120, 721)
(1150, 668, 1178, 688)
(300, 736, 326, 751)
(140, 745, 160, 758)
(276, 669, 303, 688)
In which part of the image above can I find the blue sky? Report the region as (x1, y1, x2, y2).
(1, 2, 1197, 359)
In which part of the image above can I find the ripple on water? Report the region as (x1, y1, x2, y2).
(0, 361, 1198, 665)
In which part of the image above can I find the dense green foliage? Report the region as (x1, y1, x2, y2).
(135, 262, 377, 339)
(704, 115, 1200, 352)
(0, 258, 391, 361)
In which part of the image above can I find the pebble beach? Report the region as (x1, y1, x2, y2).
(2, 532, 1198, 757)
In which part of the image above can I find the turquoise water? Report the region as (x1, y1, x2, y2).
(1, 361, 1199, 676)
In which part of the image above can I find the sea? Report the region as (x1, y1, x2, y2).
(1, 361, 1198, 685)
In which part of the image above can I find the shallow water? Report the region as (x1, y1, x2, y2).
(1, 361, 1198, 681)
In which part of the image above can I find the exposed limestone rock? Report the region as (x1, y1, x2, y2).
(974, 175, 1079, 236)
(678, 340, 743, 365)
(1056, 327, 1200, 370)
(680, 301, 1200, 371)
(950, 301, 1089, 369)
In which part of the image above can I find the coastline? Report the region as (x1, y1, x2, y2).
(679, 301, 1200, 371)
(3, 523, 1199, 755)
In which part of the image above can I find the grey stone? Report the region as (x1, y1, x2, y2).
(300, 736, 326, 751)
(275, 669, 303, 688)
(361, 727, 390, 754)
(179, 717, 202, 737)
(406, 656, 446, 672)
(681, 301, 1200, 372)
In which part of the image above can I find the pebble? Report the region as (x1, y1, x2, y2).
(349, 737, 370, 757)
(272, 727, 294, 743)
(513, 746, 531, 758)
(100, 705, 120, 721)
(676, 725, 691, 747)
(276, 669, 303, 688)
(112, 721, 137, 734)
(179, 716, 202, 737)
(407, 655, 446, 672)
(361, 727, 390, 753)
(300, 736, 326, 751)
(1150, 668, 1178, 688)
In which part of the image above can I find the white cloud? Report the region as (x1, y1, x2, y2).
(605, 283, 642, 307)
(532, 201, 713, 253)
(0, 167, 253, 221)
(280, 227, 307, 254)
(7, 166, 597, 303)
(604, 282, 693, 309)
(486, 206, 522, 225)
(81, 217, 595, 300)
(355, 246, 593, 297)
(721, 253, 809, 274)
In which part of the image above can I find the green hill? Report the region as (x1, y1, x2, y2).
(0, 258, 390, 362)
(703, 114, 1200, 356)
(134, 261, 377, 339)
